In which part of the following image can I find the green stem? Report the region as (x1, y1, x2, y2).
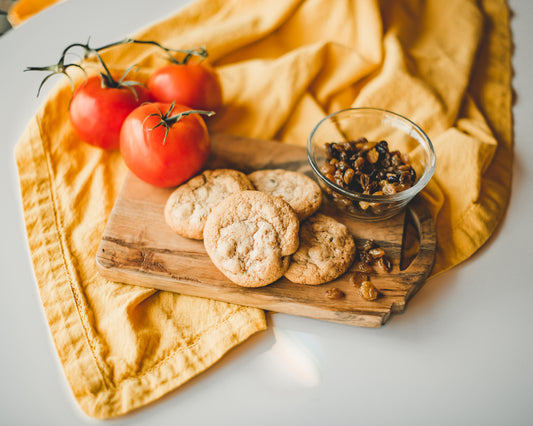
(26, 37, 209, 96)
(122, 39, 208, 64)
(149, 103, 215, 144)
(165, 109, 215, 126)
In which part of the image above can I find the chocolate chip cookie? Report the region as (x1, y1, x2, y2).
(203, 190, 300, 287)
(247, 169, 322, 220)
(165, 169, 255, 240)
(284, 213, 356, 285)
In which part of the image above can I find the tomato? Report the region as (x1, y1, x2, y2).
(69, 75, 152, 150)
(147, 62, 222, 112)
(119, 102, 213, 187)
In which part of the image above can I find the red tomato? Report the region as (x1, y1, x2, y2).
(119, 102, 212, 187)
(147, 62, 222, 112)
(69, 75, 152, 150)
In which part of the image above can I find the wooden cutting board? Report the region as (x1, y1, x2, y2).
(96, 133, 436, 328)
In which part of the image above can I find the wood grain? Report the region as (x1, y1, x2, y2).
(96, 133, 436, 327)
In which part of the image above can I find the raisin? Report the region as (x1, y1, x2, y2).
(375, 140, 389, 155)
(343, 168, 355, 185)
(359, 250, 374, 265)
(350, 272, 369, 287)
(367, 181, 380, 194)
(391, 153, 403, 167)
(326, 143, 334, 158)
(361, 239, 376, 251)
(380, 156, 391, 169)
(367, 148, 379, 164)
(368, 247, 386, 259)
(358, 201, 370, 211)
(353, 156, 366, 170)
(382, 183, 397, 195)
(342, 141, 354, 151)
(410, 168, 417, 183)
(386, 173, 399, 183)
(359, 281, 379, 301)
(320, 163, 336, 175)
(325, 287, 345, 299)
(375, 255, 392, 273)
(337, 161, 349, 171)
(360, 174, 370, 191)
(335, 176, 345, 187)
(355, 261, 374, 273)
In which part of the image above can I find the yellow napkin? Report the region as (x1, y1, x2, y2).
(15, 0, 512, 419)
(7, 0, 63, 26)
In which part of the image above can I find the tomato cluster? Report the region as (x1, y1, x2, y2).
(28, 40, 223, 188)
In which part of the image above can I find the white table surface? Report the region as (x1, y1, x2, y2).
(1, 1, 532, 425)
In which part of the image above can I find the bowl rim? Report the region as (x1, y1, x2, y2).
(307, 107, 436, 203)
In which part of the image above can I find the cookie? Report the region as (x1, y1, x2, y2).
(247, 169, 322, 220)
(164, 169, 255, 240)
(203, 190, 300, 287)
(284, 213, 356, 285)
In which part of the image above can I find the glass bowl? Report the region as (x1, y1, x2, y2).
(307, 108, 436, 221)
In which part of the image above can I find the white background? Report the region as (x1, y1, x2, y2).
(1, 1, 532, 425)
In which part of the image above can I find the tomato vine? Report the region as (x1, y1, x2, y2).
(25, 37, 208, 96)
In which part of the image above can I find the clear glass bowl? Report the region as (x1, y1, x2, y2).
(307, 108, 436, 221)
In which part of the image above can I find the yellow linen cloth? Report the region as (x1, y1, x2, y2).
(15, 0, 512, 419)
(7, 0, 63, 26)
